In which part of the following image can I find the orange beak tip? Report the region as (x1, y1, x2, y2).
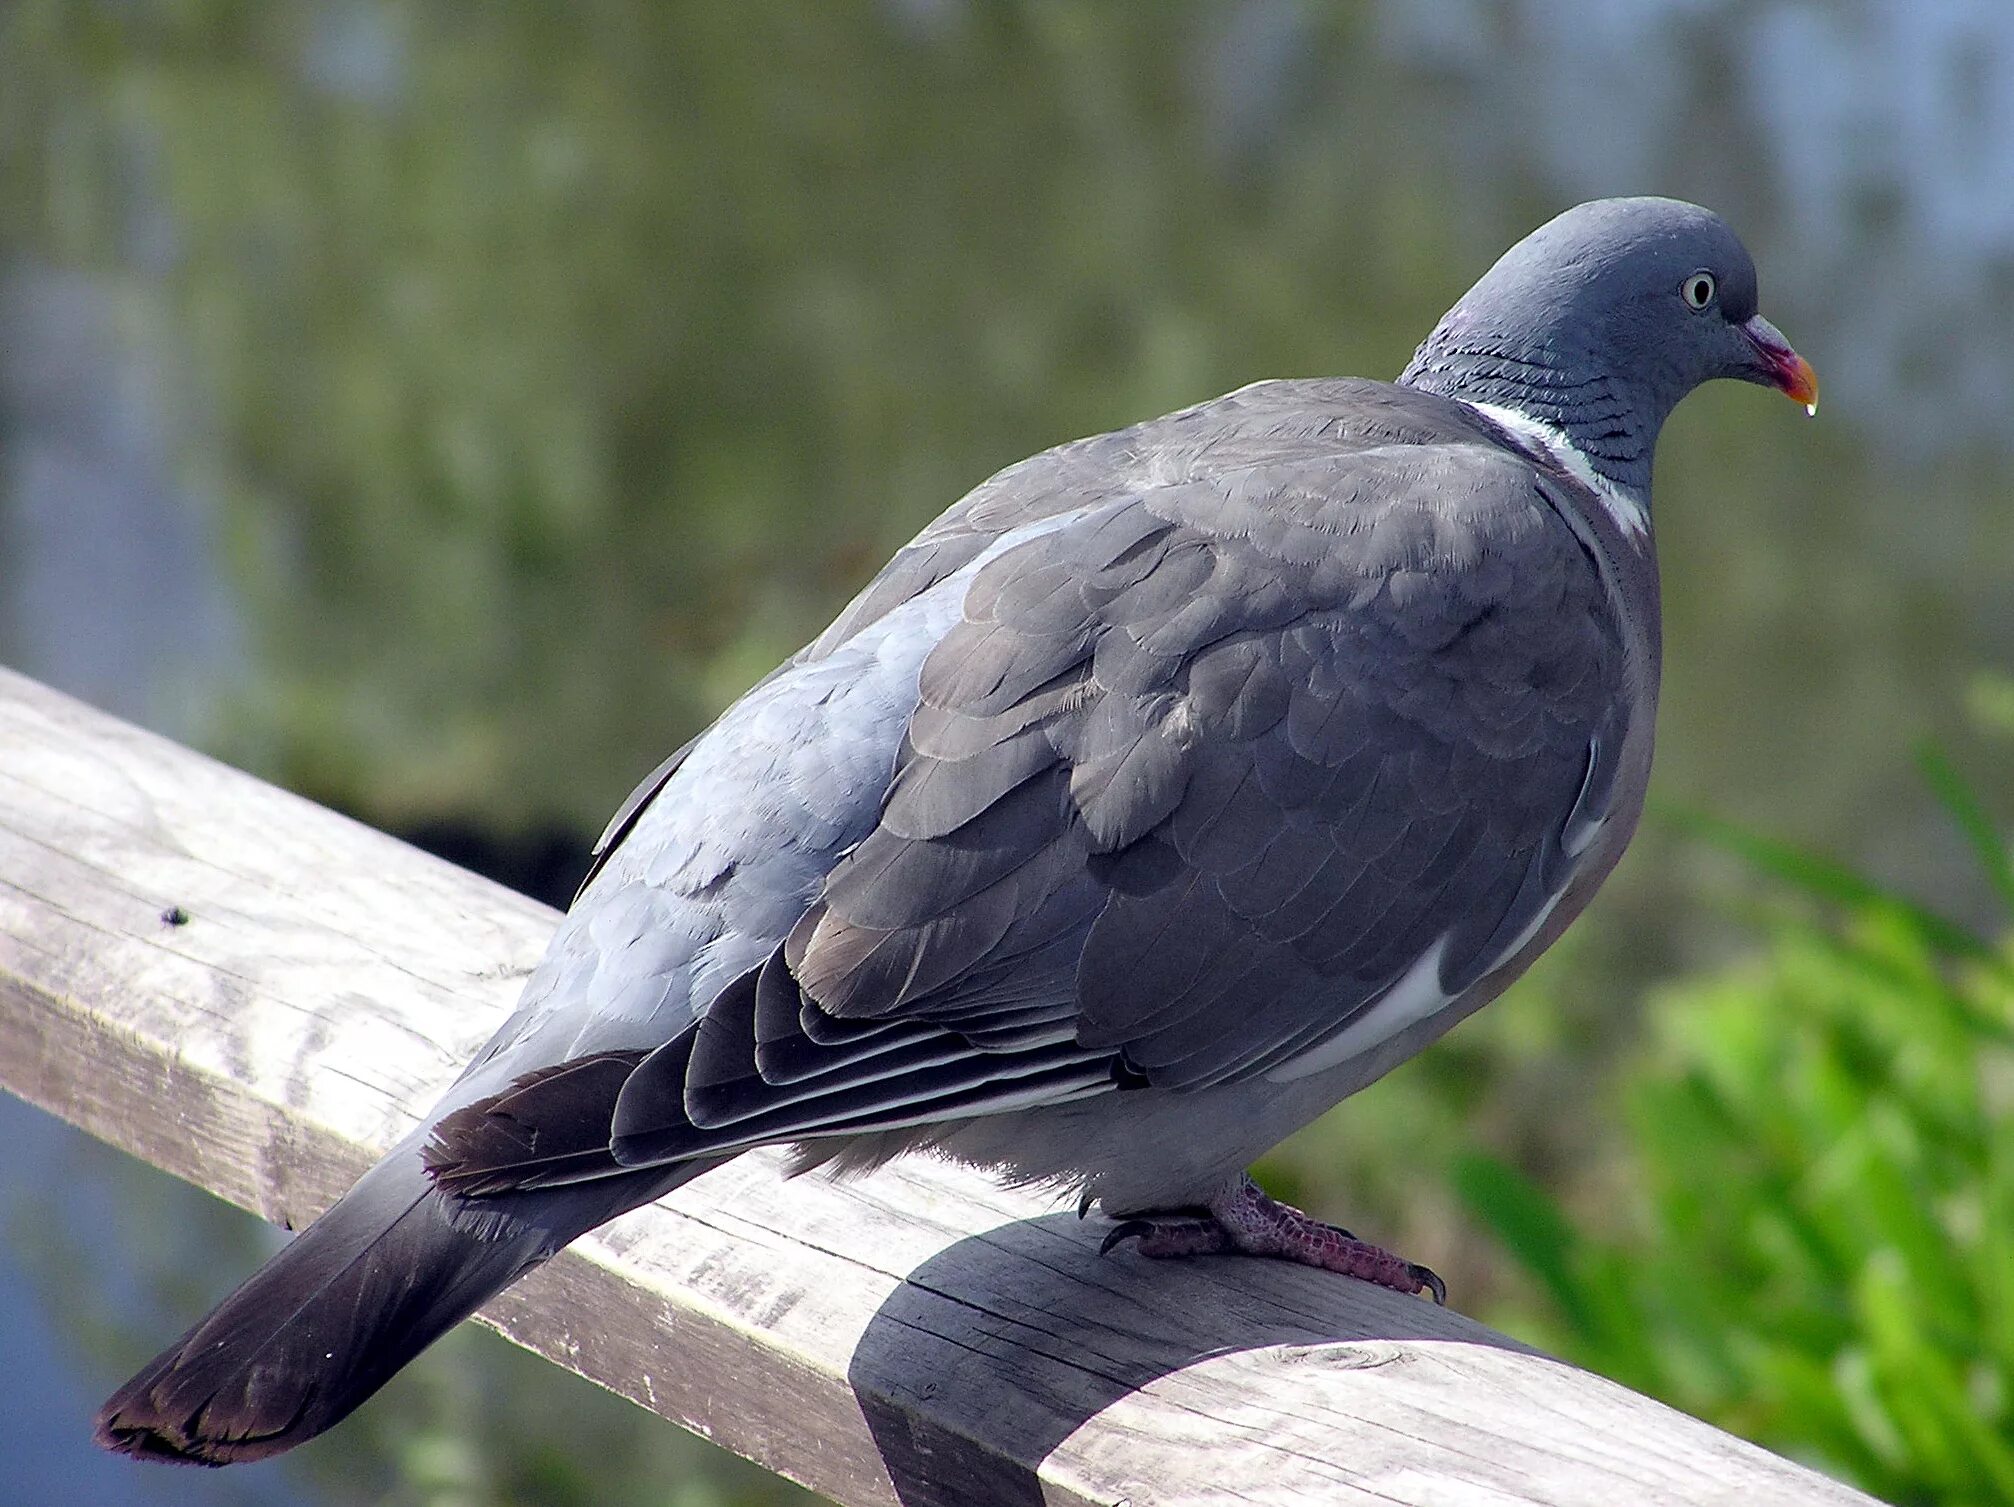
(1786, 355, 1820, 415)
(1741, 315, 1819, 414)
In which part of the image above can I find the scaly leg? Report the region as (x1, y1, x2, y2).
(1100, 1173, 1446, 1304)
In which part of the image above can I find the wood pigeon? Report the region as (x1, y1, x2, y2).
(98, 196, 1817, 1465)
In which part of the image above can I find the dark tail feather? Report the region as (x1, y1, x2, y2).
(95, 1137, 695, 1466)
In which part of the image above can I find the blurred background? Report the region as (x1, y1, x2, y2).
(3, 2, 2011, 1503)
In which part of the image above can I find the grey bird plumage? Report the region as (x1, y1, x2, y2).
(97, 196, 1817, 1465)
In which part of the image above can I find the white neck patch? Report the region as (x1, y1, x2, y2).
(1463, 400, 1650, 541)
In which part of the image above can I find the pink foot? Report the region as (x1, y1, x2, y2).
(1100, 1174, 1446, 1304)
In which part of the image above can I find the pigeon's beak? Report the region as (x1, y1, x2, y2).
(1740, 314, 1819, 414)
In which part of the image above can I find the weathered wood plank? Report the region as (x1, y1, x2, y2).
(0, 665, 1878, 1507)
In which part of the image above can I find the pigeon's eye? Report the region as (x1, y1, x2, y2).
(1681, 271, 1717, 311)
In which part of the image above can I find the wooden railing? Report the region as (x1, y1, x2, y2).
(0, 666, 1878, 1506)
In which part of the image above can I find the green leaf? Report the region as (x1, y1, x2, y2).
(1858, 1251, 2014, 1502)
(1917, 742, 2014, 918)
(1658, 802, 1999, 967)
(1451, 1152, 1612, 1347)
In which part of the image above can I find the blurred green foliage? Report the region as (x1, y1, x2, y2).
(1458, 761, 2014, 1506)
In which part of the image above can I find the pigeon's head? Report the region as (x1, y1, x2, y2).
(1402, 197, 1816, 497)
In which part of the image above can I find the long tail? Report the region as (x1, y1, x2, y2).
(95, 1133, 696, 1465)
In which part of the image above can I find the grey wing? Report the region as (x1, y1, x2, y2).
(586, 443, 1631, 1171)
(784, 442, 1627, 1082)
(432, 395, 1632, 1192)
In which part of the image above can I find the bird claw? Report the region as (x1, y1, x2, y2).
(1098, 1219, 1154, 1256)
(1409, 1262, 1448, 1306)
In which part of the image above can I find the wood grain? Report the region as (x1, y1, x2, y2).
(0, 666, 1879, 1506)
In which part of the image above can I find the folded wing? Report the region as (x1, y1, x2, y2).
(430, 380, 1632, 1195)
